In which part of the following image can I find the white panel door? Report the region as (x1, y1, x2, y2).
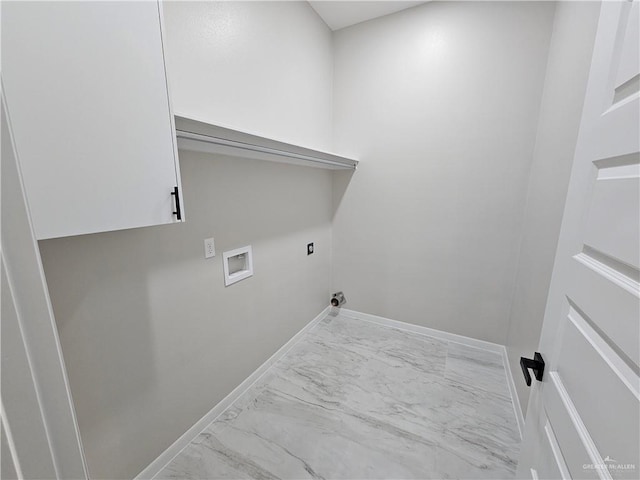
(1, 1, 183, 240)
(1, 88, 87, 478)
(517, 1, 639, 479)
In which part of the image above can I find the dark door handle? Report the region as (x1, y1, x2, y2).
(520, 352, 545, 386)
(171, 186, 182, 220)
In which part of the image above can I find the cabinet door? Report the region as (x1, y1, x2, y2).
(2, 1, 183, 239)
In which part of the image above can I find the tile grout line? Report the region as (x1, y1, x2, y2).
(339, 308, 505, 354)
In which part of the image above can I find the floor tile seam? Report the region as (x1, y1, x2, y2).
(336, 315, 451, 348)
(439, 375, 513, 403)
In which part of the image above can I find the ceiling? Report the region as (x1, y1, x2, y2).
(308, 1, 428, 31)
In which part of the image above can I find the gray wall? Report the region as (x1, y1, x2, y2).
(40, 154, 333, 479)
(505, 0, 601, 416)
(332, 1, 555, 344)
(39, 3, 334, 479)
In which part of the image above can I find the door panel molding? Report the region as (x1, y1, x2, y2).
(1, 85, 88, 479)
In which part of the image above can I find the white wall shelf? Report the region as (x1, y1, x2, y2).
(174, 116, 358, 170)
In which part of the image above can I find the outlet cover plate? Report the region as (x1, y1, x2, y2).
(204, 238, 216, 258)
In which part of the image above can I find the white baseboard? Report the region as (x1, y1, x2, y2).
(500, 346, 525, 439)
(340, 308, 525, 439)
(134, 306, 330, 480)
(340, 308, 504, 353)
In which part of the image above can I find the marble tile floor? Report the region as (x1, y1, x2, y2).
(156, 314, 521, 480)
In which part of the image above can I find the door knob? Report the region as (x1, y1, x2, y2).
(520, 352, 545, 386)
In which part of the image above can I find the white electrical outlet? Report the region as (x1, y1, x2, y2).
(204, 238, 216, 258)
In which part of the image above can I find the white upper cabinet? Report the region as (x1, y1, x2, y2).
(2, 1, 183, 239)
